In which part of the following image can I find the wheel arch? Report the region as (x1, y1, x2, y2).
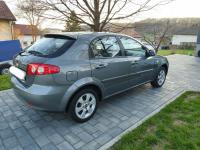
(161, 64, 168, 74)
(65, 84, 103, 112)
(0, 63, 11, 74)
(59, 77, 105, 112)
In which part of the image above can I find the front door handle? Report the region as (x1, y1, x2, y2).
(95, 64, 107, 69)
(131, 60, 139, 65)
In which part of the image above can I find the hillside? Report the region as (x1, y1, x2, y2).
(134, 18, 200, 35)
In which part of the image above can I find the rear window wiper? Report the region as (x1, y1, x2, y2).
(27, 50, 44, 56)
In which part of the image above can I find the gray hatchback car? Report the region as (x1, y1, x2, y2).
(10, 32, 169, 122)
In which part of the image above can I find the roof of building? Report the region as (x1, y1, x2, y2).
(105, 23, 142, 38)
(14, 24, 40, 35)
(0, 1, 16, 21)
(120, 28, 142, 38)
(42, 28, 63, 34)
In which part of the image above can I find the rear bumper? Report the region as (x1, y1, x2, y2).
(11, 76, 67, 112)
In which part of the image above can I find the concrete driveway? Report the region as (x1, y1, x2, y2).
(0, 55, 200, 150)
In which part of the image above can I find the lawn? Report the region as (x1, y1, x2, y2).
(157, 49, 195, 56)
(110, 91, 200, 150)
(0, 75, 12, 91)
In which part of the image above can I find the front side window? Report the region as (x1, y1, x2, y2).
(91, 36, 121, 58)
(26, 37, 75, 57)
(120, 37, 146, 57)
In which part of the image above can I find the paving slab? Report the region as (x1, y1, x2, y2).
(0, 55, 199, 150)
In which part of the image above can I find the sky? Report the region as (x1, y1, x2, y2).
(139, 0, 200, 19)
(4, 0, 200, 29)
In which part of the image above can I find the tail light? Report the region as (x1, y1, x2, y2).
(27, 63, 60, 75)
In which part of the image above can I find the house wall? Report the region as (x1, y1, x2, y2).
(0, 20, 12, 40)
(17, 35, 41, 48)
(172, 35, 197, 45)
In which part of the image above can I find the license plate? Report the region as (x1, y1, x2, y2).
(9, 66, 26, 80)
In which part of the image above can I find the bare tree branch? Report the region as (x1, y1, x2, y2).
(38, 0, 174, 31)
(17, 0, 46, 42)
(142, 19, 171, 53)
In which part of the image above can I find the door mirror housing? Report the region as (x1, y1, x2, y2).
(142, 45, 148, 51)
(147, 50, 156, 57)
(142, 45, 156, 57)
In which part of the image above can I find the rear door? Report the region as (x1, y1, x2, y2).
(90, 36, 131, 96)
(119, 36, 155, 85)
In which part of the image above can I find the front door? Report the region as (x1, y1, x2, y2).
(119, 37, 155, 86)
(90, 36, 130, 96)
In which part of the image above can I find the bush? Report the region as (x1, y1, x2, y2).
(178, 43, 195, 50)
(0, 75, 12, 91)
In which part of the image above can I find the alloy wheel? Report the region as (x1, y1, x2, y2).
(157, 70, 166, 86)
(1, 68, 9, 75)
(75, 93, 96, 119)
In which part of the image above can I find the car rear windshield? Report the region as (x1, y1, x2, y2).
(26, 36, 75, 57)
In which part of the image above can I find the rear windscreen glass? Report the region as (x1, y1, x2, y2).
(26, 37, 75, 57)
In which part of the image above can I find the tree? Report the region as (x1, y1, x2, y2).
(40, 0, 174, 32)
(64, 11, 81, 32)
(142, 20, 171, 53)
(13, 28, 21, 40)
(17, 0, 45, 42)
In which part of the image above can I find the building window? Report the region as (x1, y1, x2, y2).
(23, 41, 28, 46)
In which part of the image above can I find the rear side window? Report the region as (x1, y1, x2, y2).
(91, 36, 121, 58)
(26, 37, 75, 57)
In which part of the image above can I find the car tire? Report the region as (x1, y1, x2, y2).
(151, 67, 166, 88)
(68, 88, 99, 123)
(0, 65, 11, 75)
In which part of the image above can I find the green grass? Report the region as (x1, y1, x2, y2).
(110, 91, 200, 150)
(157, 49, 195, 56)
(0, 75, 12, 91)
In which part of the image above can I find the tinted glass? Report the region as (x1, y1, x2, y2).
(26, 37, 74, 56)
(91, 36, 121, 58)
(120, 37, 146, 57)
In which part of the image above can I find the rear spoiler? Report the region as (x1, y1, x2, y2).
(44, 34, 77, 40)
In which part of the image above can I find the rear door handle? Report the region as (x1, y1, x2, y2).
(95, 64, 107, 69)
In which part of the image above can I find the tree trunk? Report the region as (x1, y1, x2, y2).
(31, 27, 34, 43)
(93, 0, 101, 32)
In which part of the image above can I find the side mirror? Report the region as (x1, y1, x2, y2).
(142, 45, 148, 50)
(148, 50, 156, 56)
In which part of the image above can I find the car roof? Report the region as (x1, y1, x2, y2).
(44, 32, 125, 40)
